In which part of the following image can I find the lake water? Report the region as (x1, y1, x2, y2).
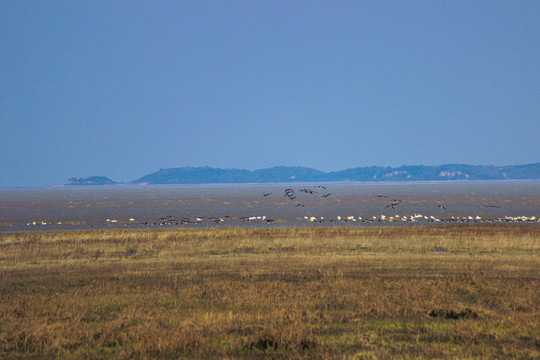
(0, 181, 538, 231)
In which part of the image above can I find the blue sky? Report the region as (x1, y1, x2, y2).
(1, 1, 539, 186)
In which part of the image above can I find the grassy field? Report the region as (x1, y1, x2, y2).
(0, 225, 539, 359)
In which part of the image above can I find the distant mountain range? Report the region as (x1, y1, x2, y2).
(66, 163, 540, 185)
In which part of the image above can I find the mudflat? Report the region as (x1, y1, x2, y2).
(1, 181, 539, 231)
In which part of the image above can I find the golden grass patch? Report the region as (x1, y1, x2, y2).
(0, 225, 538, 358)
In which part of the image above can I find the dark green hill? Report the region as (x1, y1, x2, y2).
(67, 176, 117, 186)
(130, 163, 540, 184)
(132, 166, 326, 184)
(133, 167, 252, 185)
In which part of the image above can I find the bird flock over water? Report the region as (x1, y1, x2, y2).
(281, 186, 331, 207)
(24, 185, 539, 228)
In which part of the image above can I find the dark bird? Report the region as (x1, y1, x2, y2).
(263, 193, 272, 197)
(437, 205, 446, 209)
(377, 195, 388, 198)
(385, 199, 402, 209)
(284, 188, 297, 200)
(322, 193, 331, 198)
(299, 189, 316, 194)
(296, 203, 305, 207)
(317, 185, 327, 189)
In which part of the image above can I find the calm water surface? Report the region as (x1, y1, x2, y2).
(0, 181, 538, 231)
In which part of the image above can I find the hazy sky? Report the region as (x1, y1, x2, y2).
(1, 1, 539, 186)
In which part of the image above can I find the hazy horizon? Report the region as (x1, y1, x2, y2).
(2, 1, 539, 186)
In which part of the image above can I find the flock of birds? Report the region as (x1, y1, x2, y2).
(277, 185, 332, 207)
(24, 185, 538, 228)
(302, 214, 538, 224)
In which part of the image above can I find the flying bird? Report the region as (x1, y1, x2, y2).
(284, 188, 297, 200)
(384, 199, 402, 209)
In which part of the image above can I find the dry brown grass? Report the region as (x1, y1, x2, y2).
(0, 225, 539, 359)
